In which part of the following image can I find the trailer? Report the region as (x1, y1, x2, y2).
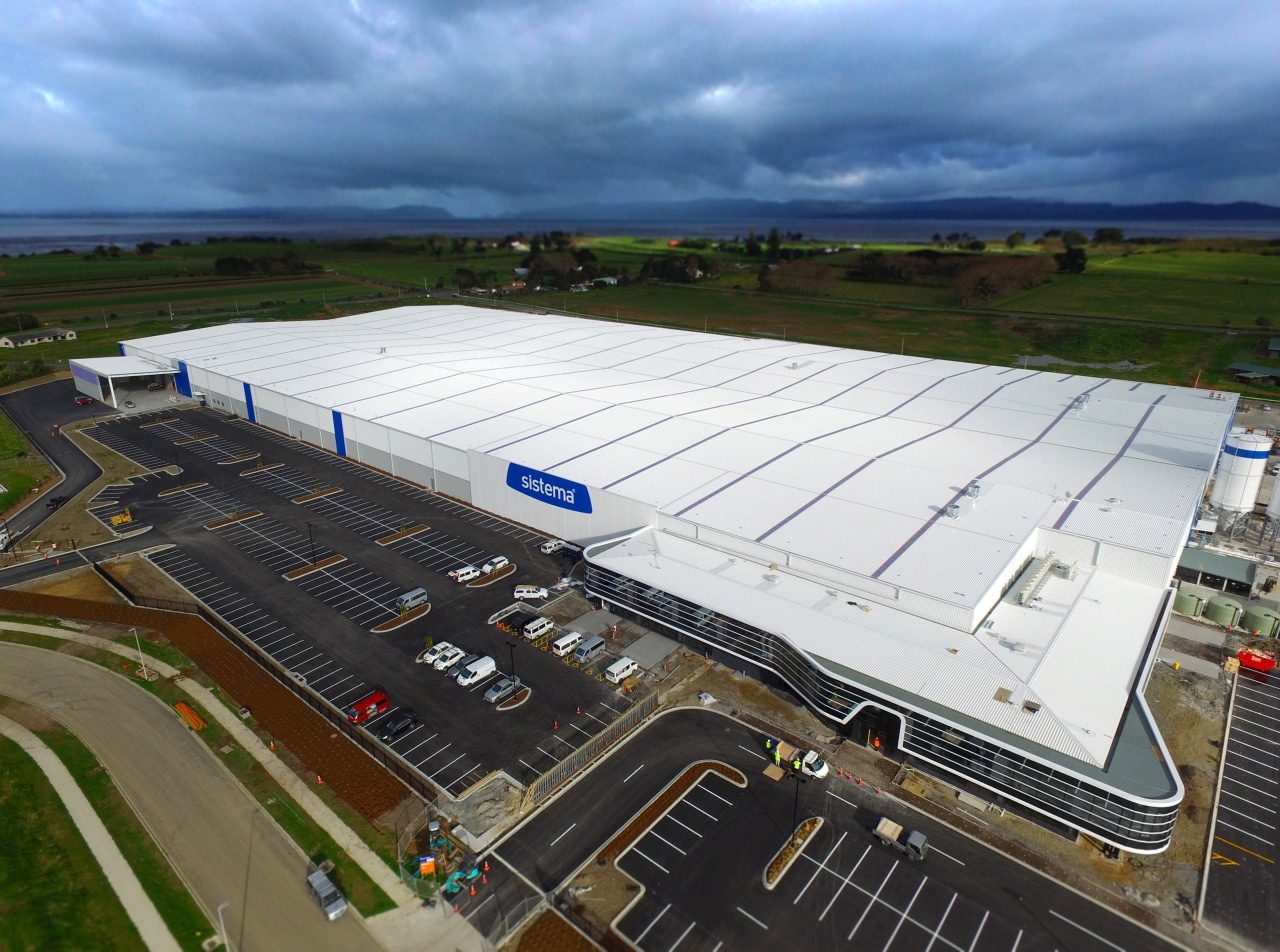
(769, 740, 830, 779)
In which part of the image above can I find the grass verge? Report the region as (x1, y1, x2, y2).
(0, 730, 147, 951)
(0, 627, 398, 916)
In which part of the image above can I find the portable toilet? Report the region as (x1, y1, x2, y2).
(1204, 596, 1243, 628)
(1173, 590, 1205, 618)
(1242, 606, 1280, 638)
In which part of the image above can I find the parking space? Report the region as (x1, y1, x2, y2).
(147, 546, 489, 795)
(159, 484, 402, 629)
(81, 422, 173, 472)
(1202, 668, 1280, 946)
(138, 418, 252, 465)
(84, 481, 148, 532)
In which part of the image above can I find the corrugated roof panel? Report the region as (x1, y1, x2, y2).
(742, 405, 877, 444)
(759, 496, 921, 573)
(751, 444, 872, 495)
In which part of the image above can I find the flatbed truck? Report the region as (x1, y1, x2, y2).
(873, 816, 929, 860)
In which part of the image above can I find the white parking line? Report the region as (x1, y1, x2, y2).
(736, 906, 767, 929)
(845, 864, 894, 937)
(631, 847, 669, 874)
(924, 893, 957, 952)
(624, 763, 645, 783)
(738, 744, 767, 761)
(1215, 817, 1275, 842)
(683, 799, 717, 820)
(928, 845, 966, 865)
(549, 823, 577, 847)
(826, 790, 859, 810)
(667, 815, 702, 838)
(1048, 910, 1127, 951)
(668, 920, 696, 951)
(883, 878, 927, 950)
(635, 904, 670, 944)
(698, 784, 733, 806)
(794, 832, 850, 904)
(649, 830, 686, 856)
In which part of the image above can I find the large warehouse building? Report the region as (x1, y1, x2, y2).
(120, 305, 1236, 852)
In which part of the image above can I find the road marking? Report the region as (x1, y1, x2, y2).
(826, 789, 858, 810)
(883, 877, 927, 951)
(1215, 817, 1274, 845)
(923, 893, 956, 952)
(632, 847, 669, 874)
(846, 864, 895, 938)
(668, 815, 702, 838)
(736, 906, 768, 929)
(623, 763, 645, 783)
(794, 832, 850, 904)
(684, 799, 717, 820)
(650, 830, 686, 855)
(1214, 835, 1275, 864)
(549, 823, 577, 847)
(1048, 910, 1127, 951)
(698, 784, 733, 805)
(668, 919, 696, 951)
(635, 904, 670, 944)
(928, 845, 965, 865)
(966, 910, 989, 952)
(1211, 852, 1240, 867)
(738, 744, 767, 760)
(1010, 929, 1023, 951)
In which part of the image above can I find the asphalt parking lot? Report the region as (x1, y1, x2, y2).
(492, 708, 1181, 952)
(84, 407, 635, 800)
(1201, 667, 1280, 947)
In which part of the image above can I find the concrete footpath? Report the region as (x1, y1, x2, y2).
(0, 620, 486, 952)
(0, 713, 182, 952)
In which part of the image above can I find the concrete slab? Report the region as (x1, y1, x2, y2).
(1157, 648, 1223, 680)
(565, 609, 621, 636)
(626, 630, 680, 671)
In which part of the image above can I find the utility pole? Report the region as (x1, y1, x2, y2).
(306, 522, 317, 567)
(131, 626, 150, 680)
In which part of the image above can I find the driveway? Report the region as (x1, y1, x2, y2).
(0, 643, 381, 952)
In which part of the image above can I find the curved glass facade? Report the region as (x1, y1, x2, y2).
(586, 561, 1180, 853)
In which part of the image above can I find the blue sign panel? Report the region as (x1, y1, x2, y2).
(332, 410, 346, 457)
(506, 463, 592, 513)
(243, 382, 256, 423)
(175, 361, 191, 397)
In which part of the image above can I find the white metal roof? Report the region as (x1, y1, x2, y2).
(122, 306, 1236, 764)
(71, 355, 174, 377)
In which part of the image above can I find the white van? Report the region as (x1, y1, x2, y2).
(539, 539, 566, 555)
(394, 588, 430, 613)
(573, 634, 607, 664)
(551, 631, 583, 657)
(514, 584, 549, 601)
(451, 566, 480, 583)
(456, 655, 496, 686)
(523, 616, 555, 640)
(605, 657, 639, 684)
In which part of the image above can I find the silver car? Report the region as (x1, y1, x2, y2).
(484, 676, 519, 704)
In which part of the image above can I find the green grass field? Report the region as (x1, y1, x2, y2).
(0, 731, 147, 951)
(0, 392, 55, 515)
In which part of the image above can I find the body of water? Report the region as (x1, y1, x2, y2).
(0, 215, 1277, 257)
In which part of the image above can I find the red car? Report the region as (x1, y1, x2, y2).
(75, 396, 93, 405)
(345, 691, 389, 724)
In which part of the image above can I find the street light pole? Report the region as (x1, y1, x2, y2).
(217, 902, 232, 952)
(791, 772, 807, 834)
(131, 627, 150, 680)
(507, 642, 518, 684)
(306, 522, 316, 567)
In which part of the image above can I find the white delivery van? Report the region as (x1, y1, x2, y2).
(452, 566, 480, 583)
(605, 657, 639, 684)
(574, 634, 607, 664)
(395, 588, 429, 612)
(551, 631, 583, 657)
(456, 655, 496, 686)
(523, 616, 555, 640)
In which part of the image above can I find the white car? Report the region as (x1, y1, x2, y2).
(514, 585, 549, 601)
(433, 645, 466, 671)
(419, 641, 454, 665)
(449, 566, 480, 583)
(482, 556, 509, 574)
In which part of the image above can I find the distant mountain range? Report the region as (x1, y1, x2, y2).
(0, 204, 455, 221)
(512, 197, 1280, 222)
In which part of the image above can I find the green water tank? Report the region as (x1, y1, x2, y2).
(1242, 606, 1280, 638)
(1173, 590, 1205, 617)
(1204, 596, 1243, 628)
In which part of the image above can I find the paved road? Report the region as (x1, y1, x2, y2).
(0, 644, 381, 952)
(493, 708, 1183, 952)
(0, 377, 105, 546)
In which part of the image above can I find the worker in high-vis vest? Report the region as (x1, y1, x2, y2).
(792, 758, 802, 772)
(774, 748, 782, 766)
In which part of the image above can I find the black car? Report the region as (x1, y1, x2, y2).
(377, 708, 418, 742)
(45, 496, 68, 509)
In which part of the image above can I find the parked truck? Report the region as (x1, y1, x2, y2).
(873, 817, 929, 860)
(772, 740, 830, 779)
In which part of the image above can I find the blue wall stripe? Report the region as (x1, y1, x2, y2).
(243, 382, 256, 422)
(332, 410, 346, 457)
(175, 361, 192, 397)
(1224, 442, 1269, 459)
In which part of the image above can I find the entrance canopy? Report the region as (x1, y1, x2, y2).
(71, 356, 176, 408)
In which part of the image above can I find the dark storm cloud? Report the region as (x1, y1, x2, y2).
(1, 0, 1277, 212)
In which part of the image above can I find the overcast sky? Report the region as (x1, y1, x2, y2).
(2, 0, 1277, 215)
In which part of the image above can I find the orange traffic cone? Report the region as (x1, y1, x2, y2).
(483, 860, 489, 873)
(576, 704, 581, 715)
(317, 775, 324, 785)
(553, 720, 559, 730)
(269, 740, 275, 750)
(469, 883, 476, 896)
(481, 874, 488, 885)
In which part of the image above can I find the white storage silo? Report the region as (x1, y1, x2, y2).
(1211, 432, 1270, 512)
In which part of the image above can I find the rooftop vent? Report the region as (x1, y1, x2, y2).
(966, 482, 981, 498)
(993, 687, 1013, 704)
(1022, 700, 1042, 714)
(944, 504, 961, 519)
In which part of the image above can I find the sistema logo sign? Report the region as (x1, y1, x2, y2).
(506, 463, 592, 514)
